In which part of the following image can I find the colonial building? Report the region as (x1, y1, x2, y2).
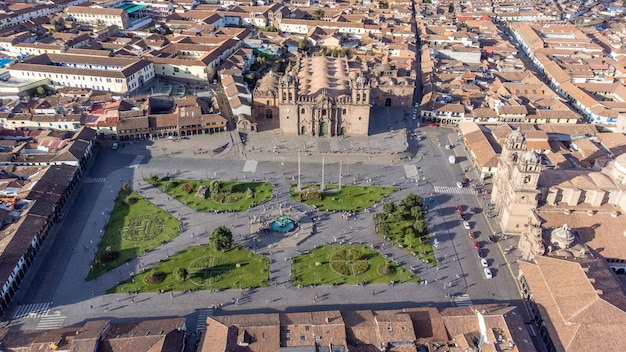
(251, 56, 371, 136)
(369, 62, 416, 108)
(491, 130, 542, 233)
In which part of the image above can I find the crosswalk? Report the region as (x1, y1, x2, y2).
(242, 160, 258, 173)
(196, 309, 214, 331)
(404, 164, 418, 178)
(129, 155, 145, 169)
(84, 177, 106, 184)
(453, 293, 473, 307)
(433, 185, 476, 195)
(37, 314, 66, 330)
(12, 302, 51, 319)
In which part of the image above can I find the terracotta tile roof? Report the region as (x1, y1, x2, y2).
(519, 256, 626, 351)
(537, 207, 626, 260)
(342, 310, 379, 348)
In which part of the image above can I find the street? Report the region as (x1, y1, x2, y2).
(3, 123, 524, 337)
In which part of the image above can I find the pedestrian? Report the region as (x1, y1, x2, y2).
(90, 305, 93, 309)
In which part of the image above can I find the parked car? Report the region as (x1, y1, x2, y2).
(477, 249, 485, 258)
(455, 204, 463, 213)
(473, 241, 480, 249)
(112, 143, 118, 150)
(456, 181, 464, 188)
(463, 221, 471, 230)
(468, 231, 476, 239)
(480, 259, 489, 268)
(484, 268, 493, 279)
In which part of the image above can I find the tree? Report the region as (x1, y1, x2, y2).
(35, 86, 46, 96)
(211, 225, 233, 251)
(378, 223, 391, 238)
(401, 193, 422, 209)
(312, 9, 325, 20)
(383, 202, 396, 214)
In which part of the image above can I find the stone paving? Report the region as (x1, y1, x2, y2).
(4, 119, 521, 335)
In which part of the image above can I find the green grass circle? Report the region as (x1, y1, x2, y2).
(120, 214, 165, 242)
(329, 249, 369, 277)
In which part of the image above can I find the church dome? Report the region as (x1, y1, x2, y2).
(611, 153, 626, 184)
(551, 224, 575, 249)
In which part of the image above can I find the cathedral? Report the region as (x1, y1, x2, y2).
(252, 56, 371, 136)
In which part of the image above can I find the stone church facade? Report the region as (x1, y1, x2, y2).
(252, 56, 371, 136)
(490, 130, 542, 233)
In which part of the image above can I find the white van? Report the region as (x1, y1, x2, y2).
(448, 155, 456, 164)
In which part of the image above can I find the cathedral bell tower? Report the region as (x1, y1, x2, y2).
(492, 130, 542, 234)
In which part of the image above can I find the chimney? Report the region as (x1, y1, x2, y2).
(325, 317, 329, 323)
(588, 278, 595, 284)
(596, 289, 603, 296)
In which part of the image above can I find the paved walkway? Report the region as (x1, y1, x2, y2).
(5, 123, 518, 332)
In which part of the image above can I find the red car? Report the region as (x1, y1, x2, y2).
(468, 231, 476, 239)
(473, 241, 480, 249)
(455, 204, 463, 213)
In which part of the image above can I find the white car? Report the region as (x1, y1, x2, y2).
(456, 181, 464, 188)
(463, 221, 471, 230)
(484, 268, 493, 279)
(480, 259, 488, 268)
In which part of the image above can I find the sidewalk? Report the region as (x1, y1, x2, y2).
(43, 155, 459, 330)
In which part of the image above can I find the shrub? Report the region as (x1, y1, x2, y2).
(181, 183, 193, 194)
(122, 183, 131, 191)
(330, 262, 350, 276)
(213, 193, 225, 203)
(148, 175, 160, 184)
(352, 261, 369, 275)
(145, 270, 165, 284)
(330, 250, 347, 261)
(165, 180, 177, 189)
(123, 196, 138, 205)
(348, 249, 365, 261)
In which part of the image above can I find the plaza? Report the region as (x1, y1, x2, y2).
(3, 116, 522, 340)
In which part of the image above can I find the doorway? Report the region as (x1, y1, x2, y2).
(320, 121, 329, 136)
(385, 98, 391, 107)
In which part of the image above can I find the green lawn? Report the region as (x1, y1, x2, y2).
(291, 244, 419, 286)
(290, 184, 398, 211)
(106, 245, 269, 293)
(147, 178, 272, 212)
(87, 187, 180, 280)
(374, 194, 436, 265)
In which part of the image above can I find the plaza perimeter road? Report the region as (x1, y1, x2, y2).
(3, 124, 524, 334)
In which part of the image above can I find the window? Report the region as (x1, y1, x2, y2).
(173, 67, 179, 73)
(387, 324, 392, 332)
(300, 336, 306, 341)
(301, 108, 305, 114)
(305, 326, 310, 332)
